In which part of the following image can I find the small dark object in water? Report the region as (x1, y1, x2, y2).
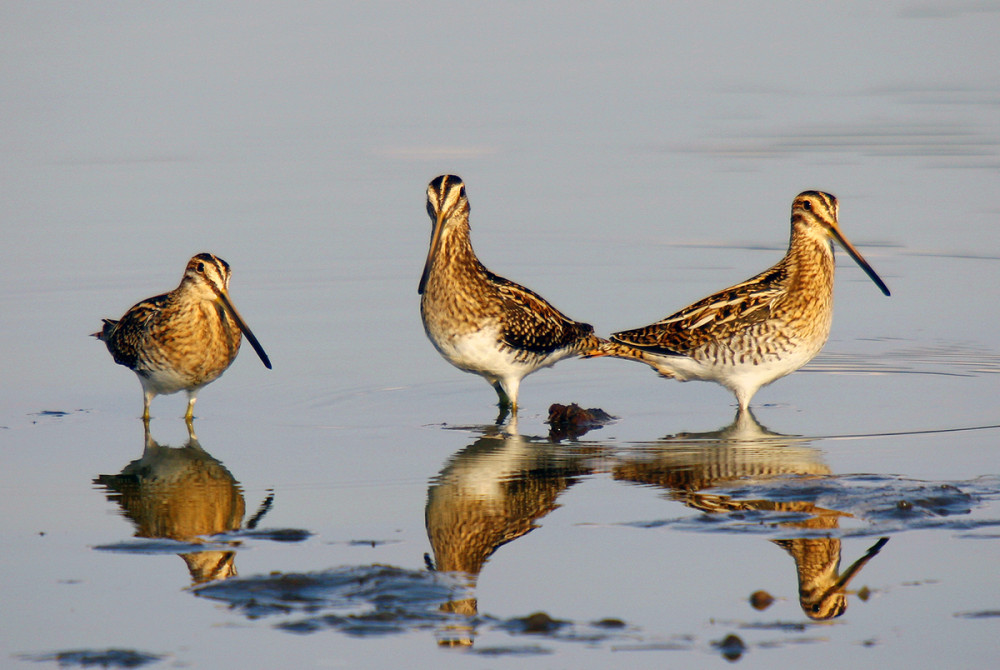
(955, 610, 1000, 619)
(547, 403, 615, 440)
(519, 611, 562, 634)
(548, 403, 613, 426)
(242, 528, 312, 543)
(897, 500, 914, 511)
(20, 648, 164, 668)
(593, 617, 627, 629)
(714, 633, 746, 661)
(749, 589, 774, 610)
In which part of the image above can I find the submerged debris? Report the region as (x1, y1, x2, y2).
(547, 403, 615, 440)
(194, 564, 470, 623)
(234, 528, 312, 543)
(19, 648, 164, 668)
(30, 409, 89, 423)
(194, 564, 633, 646)
(750, 590, 775, 610)
(469, 644, 554, 656)
(517, 611, 565, 634)
(714, 634, 747, 661)
(955, 610, 1000, 619)
(593, 617, 627, 629)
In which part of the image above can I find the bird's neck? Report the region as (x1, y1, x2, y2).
(429, 222, 486, 286)
(786, 226, 835, 295)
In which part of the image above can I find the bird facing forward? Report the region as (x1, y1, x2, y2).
(95, 253, 271, 420)
(419, 175, 604, 416)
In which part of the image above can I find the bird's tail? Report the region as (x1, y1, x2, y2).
(92, 319, 118, 341)
(583, 337, 647, 360)
(582, 337, 675, 378)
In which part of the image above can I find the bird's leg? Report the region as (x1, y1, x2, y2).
(494, 404, 511, 425)
(185, 415, 198, 442)
(492, 381, 512, 408)
(496, 379, 519, 415)
(735, 388, 753, 415)
(185, 392, 197, 422)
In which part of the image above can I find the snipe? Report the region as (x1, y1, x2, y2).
(419, 175, 604, 416)
(95, 253, 271, 420)
(591, 191, 890, 411)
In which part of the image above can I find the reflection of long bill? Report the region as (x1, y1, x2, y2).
(215, 289, 272, 369)
(829, 223, 891, 297)
(819, 536, 889, 600)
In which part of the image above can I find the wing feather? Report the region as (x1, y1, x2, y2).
(613, 264, 788, 355)
(486, 271, 594, 353)
(101, 294, 169, 368)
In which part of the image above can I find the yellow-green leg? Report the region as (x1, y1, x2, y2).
(184, 392, 198, 421)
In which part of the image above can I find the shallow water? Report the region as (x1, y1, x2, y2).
(3, 3, 1000, 668)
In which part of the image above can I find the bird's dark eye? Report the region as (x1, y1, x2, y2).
(803, 200, 812, 211)
(197, 263, 205, 272)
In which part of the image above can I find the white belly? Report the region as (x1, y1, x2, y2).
(428, 327, 568, 381)
(649, 343, 820, 394)
(137, 367, 207, 396)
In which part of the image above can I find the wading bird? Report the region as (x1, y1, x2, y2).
(95, 253, 271, 420)
(591, 191, 890, 411)
(419, 175, 604, 416)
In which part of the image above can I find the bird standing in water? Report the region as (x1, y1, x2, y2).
(419, 175, 604, 417)
(591, 191, 890, 411)
(95, 253, 271, 420)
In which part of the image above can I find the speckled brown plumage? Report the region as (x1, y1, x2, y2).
(419, 175, 605, 413)
(95, 253, 271, 420)
(592, 191, 890, 411)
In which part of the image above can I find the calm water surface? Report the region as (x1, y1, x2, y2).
(3, 3, 1000, 668)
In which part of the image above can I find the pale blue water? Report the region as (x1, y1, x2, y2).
(3, 3, 1000, 668)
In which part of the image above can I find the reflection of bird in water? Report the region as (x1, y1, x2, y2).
(94, 421, 246, 584)
(774, 535, 887, 620)
(94, 253, 271, 421)
(425, 424, 595, 644)
(419, 175, 606, 419)
(612, 410, 888, 619)
(590, 192, 890, 411)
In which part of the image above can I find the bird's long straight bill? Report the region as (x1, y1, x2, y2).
(418, 211, 445, 295)
(830, 227, 891, 297)
(218, 292, 272, 369)
(820, 537, 889, 601)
